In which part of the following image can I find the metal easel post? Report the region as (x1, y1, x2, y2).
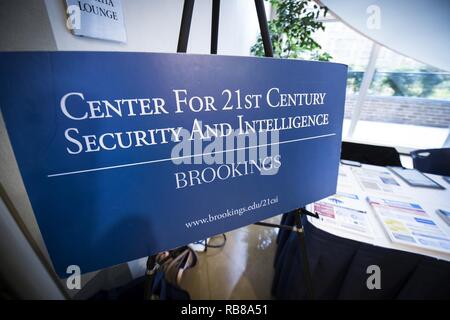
(177, 0, 195, 53)
(144, 255, 157, 300)
(254, 0, 273, 57)
(294, 209, 315, 299)
(210, 0, 220, 54)
(254, 208, 316, 300)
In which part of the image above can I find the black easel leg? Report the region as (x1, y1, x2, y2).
(295, 210, 315, 299)
(210, 0, 220, 54)
(144, 255, 157, 300)
(177, 0, 195, 53)
(254, 0, 273, 57)
(255, 210, 315, 299)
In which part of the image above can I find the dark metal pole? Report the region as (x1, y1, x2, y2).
(210, 0, 220, 54)
(144, 255, 157, 300)
(177, 0, 195, 53)
(254, 0, 273, 57)
(295, 211, 315, 300)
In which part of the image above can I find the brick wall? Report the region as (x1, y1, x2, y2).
(344, 95, 450, 128)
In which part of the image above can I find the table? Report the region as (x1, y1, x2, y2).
(272, 164, 450, 299)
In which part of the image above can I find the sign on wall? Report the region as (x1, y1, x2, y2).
(0, 52, 347, 276)
(65, 0, 127, 42)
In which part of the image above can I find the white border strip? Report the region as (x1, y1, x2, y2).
(47, 133, 336, 178)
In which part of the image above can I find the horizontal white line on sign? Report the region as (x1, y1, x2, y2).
(47, 133, 336, 178)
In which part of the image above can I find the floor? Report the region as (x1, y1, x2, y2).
(179, 215, 281, 300)
(75, 214, 281, 300)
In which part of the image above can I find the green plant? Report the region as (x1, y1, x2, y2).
(251, 0, 331, 61)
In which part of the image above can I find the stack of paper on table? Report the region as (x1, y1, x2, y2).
(368, 197, 450, 254)
(311, 192, 374, 238)
(351, 166, 404, 195)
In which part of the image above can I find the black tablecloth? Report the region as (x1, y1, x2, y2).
(273, 212, 450, 299)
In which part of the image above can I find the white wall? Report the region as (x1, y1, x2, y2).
(45, 0, 260, 55)
(0, 0, 57, 50)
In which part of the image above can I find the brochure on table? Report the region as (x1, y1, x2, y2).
(351, 166, 405, 195)
(312, 193, 374, 238)
(308, 165, 374, 238)
(368, 197, 450, 254)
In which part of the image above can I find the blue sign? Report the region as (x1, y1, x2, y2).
(0, 52, 347, 276)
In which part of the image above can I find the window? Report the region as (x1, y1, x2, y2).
(314, 16, 450, 150)
(370, 47, 450, 100)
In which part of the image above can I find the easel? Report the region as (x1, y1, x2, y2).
(145, 0, 318, 300)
